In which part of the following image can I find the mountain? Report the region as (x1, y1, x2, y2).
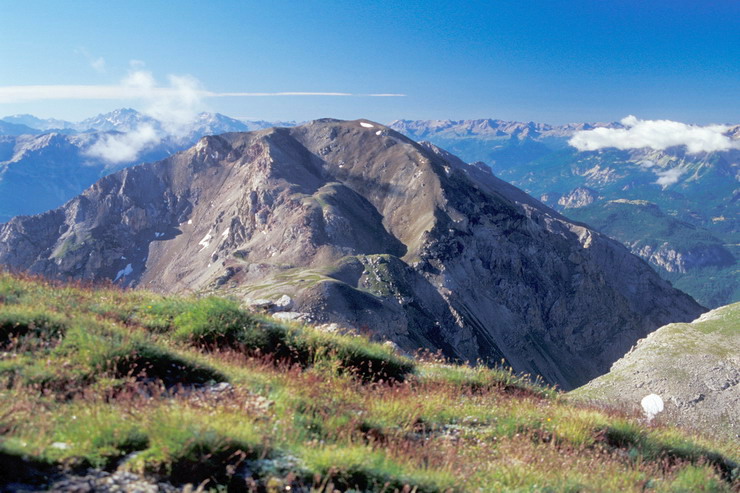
(573, 302, 739, 440)
(0, 133, 105, 220)
(75, 107, 160, 133)
(388, 118, 619, 141)
(563, 199, 737, 308)
(0, 114, 75, 132)
(0, 109, 285, 223)
(0, 121, 40, 136)
(1, 109, 294, 136)
(389, 119, 739, 308)
(0, 119, 704, 389)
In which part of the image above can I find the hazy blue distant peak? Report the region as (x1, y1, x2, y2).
(0, 108, 296, 137)
(0, 120, 40, 136)
(388, 119, 623, 141)
(1, 114, 75, 132)
(236, 119, 299, 131)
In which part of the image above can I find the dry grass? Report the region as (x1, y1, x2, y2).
(0, 270, 737, 491)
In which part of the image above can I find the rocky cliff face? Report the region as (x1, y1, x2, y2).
(0, 119, 705, 389)
(630, 242, 735, 274)
(557, 187, 598, 209)
(573, 303, 739, 439)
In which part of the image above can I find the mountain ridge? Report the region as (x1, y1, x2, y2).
(0, 119, 705, 389)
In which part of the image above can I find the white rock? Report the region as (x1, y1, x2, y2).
(641, 394, 664, 422)
(271, 311, 308, 322)
(274, 294, 293, 311)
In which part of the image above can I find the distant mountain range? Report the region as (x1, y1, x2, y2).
(0, 119, 703, 389)
(1, 108, 296, 135)
(389, 119, 739, 308)
(0, 109, 295, 222)
(1, 112, 736, 308)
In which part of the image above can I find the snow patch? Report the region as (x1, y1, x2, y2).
(199, 233, 213, 251)
(155, 232, 164, 238)
(187, 219, 192, 225)
(360, 122, 374, 128)
(221, 227, 230, 238)
(114, 263, 133, 282)
(375, 130, 382, 135)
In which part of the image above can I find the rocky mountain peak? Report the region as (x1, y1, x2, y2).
(0, 119, 705, 389)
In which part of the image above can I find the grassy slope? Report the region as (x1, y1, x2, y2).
(571, 303, 739, 440)
(0, 272, 737, 492)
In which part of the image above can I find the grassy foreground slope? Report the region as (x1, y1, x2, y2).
(0, 272, 737, 492)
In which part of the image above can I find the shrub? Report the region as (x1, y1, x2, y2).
(33, 323, 227, 388)
(0, 307, 67, 351)
(173, 297, 258, 346)
(172, 298, 414, 382)
(134, 297, 190, 333)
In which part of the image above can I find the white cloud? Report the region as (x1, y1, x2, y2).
(81, 68, 207, 164)
(654, 167, 685, 187)
(85, 123, 160, 164)
(569, 116, 740, 154)
(143, 73, 204, 135)
(90, 57, 106, 74)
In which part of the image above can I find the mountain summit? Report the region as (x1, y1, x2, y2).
(0, 119, 704, 389)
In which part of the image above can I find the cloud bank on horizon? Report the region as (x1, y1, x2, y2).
(569, 116, 740, 154)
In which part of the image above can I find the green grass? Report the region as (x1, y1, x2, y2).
(0, 271, 737, 491)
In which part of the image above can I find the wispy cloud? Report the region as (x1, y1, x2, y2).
(214, 91, 354, 97)
(82, 68, 207, 164)
(654, 167, 685, 187)
(0, 84, 405, 104)
(85, 124, 160, 164)
(75, 48, 106, 74)
(569, 116, 740, 154)
(90, 57, 106, 74)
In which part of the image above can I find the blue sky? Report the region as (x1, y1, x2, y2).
(1, 0, 738, 124)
